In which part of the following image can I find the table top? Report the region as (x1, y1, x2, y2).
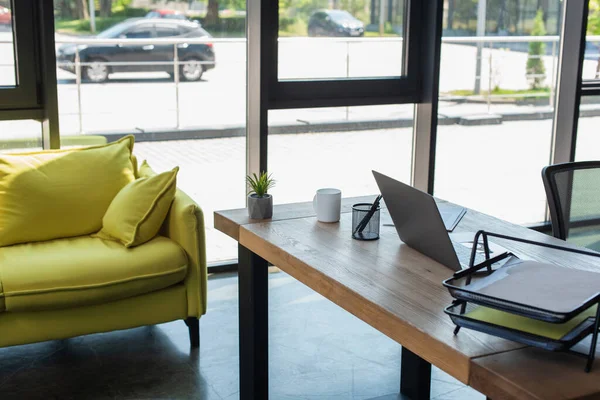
(215, 196, 600, 399)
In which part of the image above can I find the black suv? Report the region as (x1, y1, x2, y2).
(57, 18, 215, 83)
(308, 10, 364, 37)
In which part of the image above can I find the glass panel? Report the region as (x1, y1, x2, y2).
(0, 1, 16, 87)
(125, 26, 153, 39)
(53, 2, 246, 263)
(268, 105, 413, 204)
(575, 95, 600, 160)
(278, 0, 405, 80)
(155, 25, 181, 38)
(583, 0, 600, 80)
(434, 4, 560, 225)
(0, 120, 42, 152)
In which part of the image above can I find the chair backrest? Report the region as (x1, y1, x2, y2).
(542, 161, 600, 251)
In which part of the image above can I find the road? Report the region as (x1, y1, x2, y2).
(4, 31, 599, 136)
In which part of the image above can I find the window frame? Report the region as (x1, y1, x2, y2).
(0, 0, 41, 110)
(263, 0, 424, 109)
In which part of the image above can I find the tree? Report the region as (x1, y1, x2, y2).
(205, 0, 220, 25)
(75, 0, 90, 19)
(587, 0, 600, 77)
(54, 0, 89, 20)
(100, 0, 113, 17)
(526, 9, 546, 89)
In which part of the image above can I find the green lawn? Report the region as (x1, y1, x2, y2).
(449, 88, 551, 97)
(364, 31, 401, 37)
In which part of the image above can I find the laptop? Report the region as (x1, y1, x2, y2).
(373, 170, 486, 271)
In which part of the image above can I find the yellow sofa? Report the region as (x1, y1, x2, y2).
(0, 139, 207, 348)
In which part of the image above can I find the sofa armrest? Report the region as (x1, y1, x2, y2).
(160, 189, 207, 317)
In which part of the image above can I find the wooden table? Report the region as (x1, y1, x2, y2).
(214, 196, 600, 400)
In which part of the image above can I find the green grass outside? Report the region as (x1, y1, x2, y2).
(278, 31, 399, 37)
(449, 88, 551, 97)
(364, 31, 401, 37)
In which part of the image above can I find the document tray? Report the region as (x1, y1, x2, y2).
(445, 301, 597, 352)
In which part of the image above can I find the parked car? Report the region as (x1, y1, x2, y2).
(56, 18, 215, 83)
(308, 10, 364, 37)
(145, 9, 188, 20)
(0, 6, 11, 26)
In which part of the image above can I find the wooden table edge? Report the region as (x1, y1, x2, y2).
(213, 211, 242, 241)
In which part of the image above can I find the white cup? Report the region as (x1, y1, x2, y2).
(313, 188, 342, 223)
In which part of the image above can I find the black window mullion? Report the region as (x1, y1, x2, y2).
(270, 78, 420, 109)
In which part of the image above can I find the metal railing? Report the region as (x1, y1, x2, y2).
(2, 34, 597, 133)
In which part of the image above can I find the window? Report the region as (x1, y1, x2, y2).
(155, 25, 180, 38)
(433, 6, 560, 225)
(582, 0, 600, 80)
(575, 95, 600, 161)
(53, 3, 246, 263)
(0, 120, 42, 152)
(125, 26, 154, 39)
(278, 0, 406, 80)
(268, 105, 414, 204)
(0, 4, 15, 87)
(0, 0, 39, 109)
(265, 0, 423, 108)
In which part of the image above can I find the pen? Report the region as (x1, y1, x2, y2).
(354, 195, 382, 235)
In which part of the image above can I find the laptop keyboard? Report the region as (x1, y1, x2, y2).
(452, 241, 486, 267)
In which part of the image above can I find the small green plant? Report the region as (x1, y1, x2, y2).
(246, 172, 276, 198)
(526, 9, 547, 90)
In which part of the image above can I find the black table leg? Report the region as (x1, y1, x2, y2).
(400, 347, 432, 400)
(238, 244, 269, 400)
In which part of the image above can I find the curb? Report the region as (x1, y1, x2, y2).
(96, 106, 600, 143)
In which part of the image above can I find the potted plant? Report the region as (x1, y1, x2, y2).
(246, 172, 275, 219)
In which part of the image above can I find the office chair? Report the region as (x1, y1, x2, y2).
(542, 161, 600, 251)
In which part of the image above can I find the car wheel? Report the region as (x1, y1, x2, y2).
(180, 58, 204, 82)
(83, 59, 109, 83)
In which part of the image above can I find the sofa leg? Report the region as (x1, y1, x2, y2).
(185, 317, 200, 348)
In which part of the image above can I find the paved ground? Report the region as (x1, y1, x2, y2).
(4, 31, 599, 136)
(131, 115, 600, 263)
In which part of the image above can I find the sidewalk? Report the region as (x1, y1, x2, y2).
(96, 100, 600, 142)
(5, 95, 598, 142)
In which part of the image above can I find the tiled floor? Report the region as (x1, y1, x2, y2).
(0, 271, 484, 399)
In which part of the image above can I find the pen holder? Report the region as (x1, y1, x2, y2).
(352, 203, 380, 241)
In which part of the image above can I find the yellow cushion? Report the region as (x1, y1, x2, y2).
(0, 235, 188, 312)
(466, 305, 597, 340)
(0, 136, 135, 246)
(138, 159, 156, 178)
(98, 167, 179, 247)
